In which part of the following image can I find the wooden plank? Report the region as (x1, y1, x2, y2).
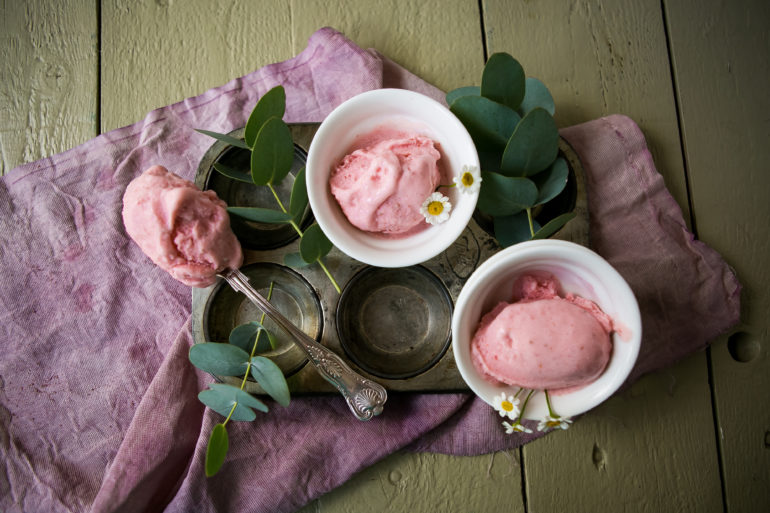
(100, 0, 295, 132)
(0, 0, 97, 174)
(298, 450, 525, 513)
(664, 1, 770, 511)
(289, 0, 485, 93)
(481, 0, 724, 510)
(524, 355, 722, 512)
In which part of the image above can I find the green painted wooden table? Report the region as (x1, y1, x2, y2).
(2, 1, 768, 511)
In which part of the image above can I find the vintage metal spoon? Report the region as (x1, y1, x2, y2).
(220, 268, 387, 420)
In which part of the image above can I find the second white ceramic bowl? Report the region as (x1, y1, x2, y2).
(306, 88, 480, 268)
(452, 239, 642, 420)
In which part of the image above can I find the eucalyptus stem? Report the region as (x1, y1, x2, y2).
(526, 208, 535, 237)
(225, 283, 275, 428)
(223, 404, 237, 426)
(268, 183, 289, 217)
(544, 390, 555, 418)
(515, 389, 535, 424)
(317, 260, 341, 294)
(267, 183, 342, 294)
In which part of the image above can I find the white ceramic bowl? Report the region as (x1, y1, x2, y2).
(452, 239, 642, 420)
(306, 89, 480, 268)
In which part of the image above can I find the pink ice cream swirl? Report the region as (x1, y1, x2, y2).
(471, 273, 616, 393)
(329, 134, 441, 235)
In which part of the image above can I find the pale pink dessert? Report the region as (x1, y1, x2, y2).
(122, 165, 243, 288)
(329, 131, 441, 235)
(471, 272, 614, 392)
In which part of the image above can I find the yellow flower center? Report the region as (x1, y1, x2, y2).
(546, 419, 561, 428)
(427, 201, 444, 215)
(501, 400, 514, 412)
(461, 172, 475, 187)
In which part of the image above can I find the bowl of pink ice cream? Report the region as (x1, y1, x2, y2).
(452, 240, 642, 420)
(306, 89, 480, 268)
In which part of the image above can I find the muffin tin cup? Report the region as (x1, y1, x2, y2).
(191, 125, 589, 394)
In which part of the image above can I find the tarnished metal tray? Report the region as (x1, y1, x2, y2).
(192, 124, 589, 394)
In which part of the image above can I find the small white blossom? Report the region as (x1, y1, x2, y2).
(492, 392, 520, 420)
(420, 192, 452, 225)
(537, 415, 573, 432)
(453, 165, 482, 194)
(502, 421, 533, 434)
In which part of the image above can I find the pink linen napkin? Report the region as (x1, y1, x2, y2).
(0, 27, 739, 513)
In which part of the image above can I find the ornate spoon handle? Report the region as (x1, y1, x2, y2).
(221, 269, 387, 420)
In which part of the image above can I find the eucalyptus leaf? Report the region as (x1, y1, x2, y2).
(500, 108, 559, 177)
(446, 86, 480, 106)
(213, 162, 253, 183)
(494, 211, 541, 247)
(189, 343, 250, 376)
(250, 356, 290, 407)
(195, 129, 250, 150)
(198, 383, 268, 420)
(532, 212, 576, 240)
(244, 86, 286, 148)
(229, 321, 276, 353)
(532, 157, 569, 205)
(449, 95, 521, 151)
(299, 223, 333, 263)
(284, 252, 312, 268)
(477, 171, 538, 216)
(205, 423, 229, 477)
(481, 53, 526, 110)
(289, 166, 308, 224)
(227, 206, 292, 224)
(518, 77, 556, 116)
(251, 117, 295, 185)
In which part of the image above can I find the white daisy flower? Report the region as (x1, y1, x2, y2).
(453, 165, 482, 194)
(420, 192, 452, 225)
(502, 421, 533, 434)
(492, 392, 520, 420)
(537, 415, 573, 432)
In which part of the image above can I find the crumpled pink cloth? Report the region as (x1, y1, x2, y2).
(0, 27, 739, 513)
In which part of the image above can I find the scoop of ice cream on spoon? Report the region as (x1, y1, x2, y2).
(122, 165, 243, 288)
(121, 165, 386, 420)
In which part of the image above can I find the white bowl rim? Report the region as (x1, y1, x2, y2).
(306, 88, 480, 268)
(452, 239, 642, 419)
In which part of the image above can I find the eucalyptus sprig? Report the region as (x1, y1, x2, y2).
(447, 53, 576, 247)
(188, 283, 291, 477)
(196, 86, 340, 293)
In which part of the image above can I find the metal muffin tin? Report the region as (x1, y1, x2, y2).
(192, 124, 589, 394)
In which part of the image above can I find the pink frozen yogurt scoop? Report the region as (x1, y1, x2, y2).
(470, 273, 615, 392)
(122, 165, 243, 288)
(329, 133, 441, 235)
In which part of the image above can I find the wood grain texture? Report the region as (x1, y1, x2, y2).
(101, 0, 295, 132)
(0, 0, 97, 174)
(298, 450, 525, 513)
(524, 355, 722, 512)
(481, 1, 723, 510)
(664, 0, 770, 511)
(288, 0, 485, 93)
